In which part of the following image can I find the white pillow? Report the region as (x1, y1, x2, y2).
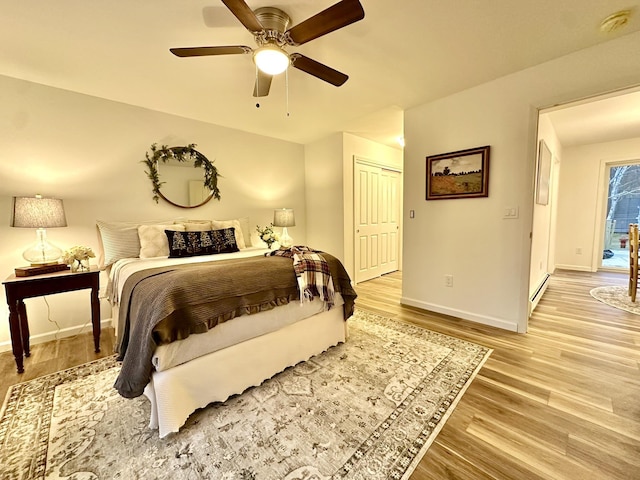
(237, 217, 252, 247)
(211, 219, 246, 249)
(96, 221, 141, 268)
(182, 221, 213, 231)
(139, 224, 185, 258)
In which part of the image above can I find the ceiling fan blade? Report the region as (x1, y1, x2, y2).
(170, 46, 252, 57)
(290, 54, 348, 86)
(253, 70, 273, 97)
(221, 0, 264, 33)
(286, 0, 365, 46)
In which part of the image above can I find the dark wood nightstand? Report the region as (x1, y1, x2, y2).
(3, 267, 101, 373)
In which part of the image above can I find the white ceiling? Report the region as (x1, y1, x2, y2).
(1, 1, 639, 148)
(545, 87, 640, 147)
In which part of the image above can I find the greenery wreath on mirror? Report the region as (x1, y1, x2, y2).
(143, 143, 221, 204)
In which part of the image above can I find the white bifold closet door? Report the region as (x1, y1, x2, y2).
(354, 161, 400, 283)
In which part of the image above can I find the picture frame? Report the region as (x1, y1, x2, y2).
(426, 145, 490, 200)
(536, 139, 552, 205)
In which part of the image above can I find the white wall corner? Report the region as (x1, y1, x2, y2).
(400, 297, 519, 332)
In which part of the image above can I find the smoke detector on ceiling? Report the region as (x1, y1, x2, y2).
(600, 10, 631, 33)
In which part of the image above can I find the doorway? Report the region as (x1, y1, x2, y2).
(529, 86, 640, 316)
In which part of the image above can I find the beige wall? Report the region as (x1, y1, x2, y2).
(403, 31, 640, 333)
(0, 74, 306, 351)
(304, 134, 344, 258)
(304, 132, 403, 279)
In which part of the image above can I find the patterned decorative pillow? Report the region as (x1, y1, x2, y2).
(139, 224, 185, 258)
(165, 228, 239, 258)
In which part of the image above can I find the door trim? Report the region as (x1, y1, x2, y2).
(594, 156, 640, 271)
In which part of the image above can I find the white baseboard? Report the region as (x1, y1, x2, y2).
(0, 319, 113, 354)
(554, 264, 594, 272)
(529, 273, 551, 316)
(399, 297, 518, 332)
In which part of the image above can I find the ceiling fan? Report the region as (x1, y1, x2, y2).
(170, 0, 365, 97)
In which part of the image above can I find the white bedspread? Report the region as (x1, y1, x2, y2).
(152, 293, 344, 371)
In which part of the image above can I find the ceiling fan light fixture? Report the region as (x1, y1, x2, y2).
(254, 44, 290, 75)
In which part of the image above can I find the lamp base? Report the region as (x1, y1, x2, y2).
(22, 228, 63, 265)
(279, 227, 293, 248)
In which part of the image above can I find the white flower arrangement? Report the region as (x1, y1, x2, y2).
(62, 245, 95, 272)
(256, 224, 279, 249)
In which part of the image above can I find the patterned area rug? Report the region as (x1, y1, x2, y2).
(590, 285, 640, 315)
(0, 310, 491, 480)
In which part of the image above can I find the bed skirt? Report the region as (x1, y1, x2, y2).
(143, 307, 348, 438)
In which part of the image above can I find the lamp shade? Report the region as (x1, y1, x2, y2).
(11, 195, 67, 228)
(273, 208, 295, 227)
(10, 195, 67, 265)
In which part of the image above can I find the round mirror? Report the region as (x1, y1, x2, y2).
(157, 161, 213, 208)
(143, 144, 221, 209)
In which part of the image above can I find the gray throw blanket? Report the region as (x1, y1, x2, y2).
(114, 253, 356, 398)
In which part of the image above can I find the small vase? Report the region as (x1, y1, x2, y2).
(71, 258, 90, 272)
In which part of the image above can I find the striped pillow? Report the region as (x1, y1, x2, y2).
(96, 221, 141, 268)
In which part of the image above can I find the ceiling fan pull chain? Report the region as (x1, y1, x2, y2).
(256, 64, 260, 96)
(286, 68, 290, 117)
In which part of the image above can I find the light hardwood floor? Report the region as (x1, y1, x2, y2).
(1, 269, 638, 479)
(356, 269, 640, 480)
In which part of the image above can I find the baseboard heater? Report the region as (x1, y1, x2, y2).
(529, 273, 551, 315)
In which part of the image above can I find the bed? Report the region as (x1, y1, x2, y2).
(98, 218, 357, 438)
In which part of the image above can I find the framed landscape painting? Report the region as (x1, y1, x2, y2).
(426, 145, 490, 200)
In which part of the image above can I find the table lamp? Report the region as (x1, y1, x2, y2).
(11, 195, 67, 265)
(273, 208, 295, 248)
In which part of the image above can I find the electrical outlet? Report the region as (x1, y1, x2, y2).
(576, 247, 582, 255)
(445, 275, 453, 287)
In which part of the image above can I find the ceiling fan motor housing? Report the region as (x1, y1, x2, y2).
(254, 7, 291, 46)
